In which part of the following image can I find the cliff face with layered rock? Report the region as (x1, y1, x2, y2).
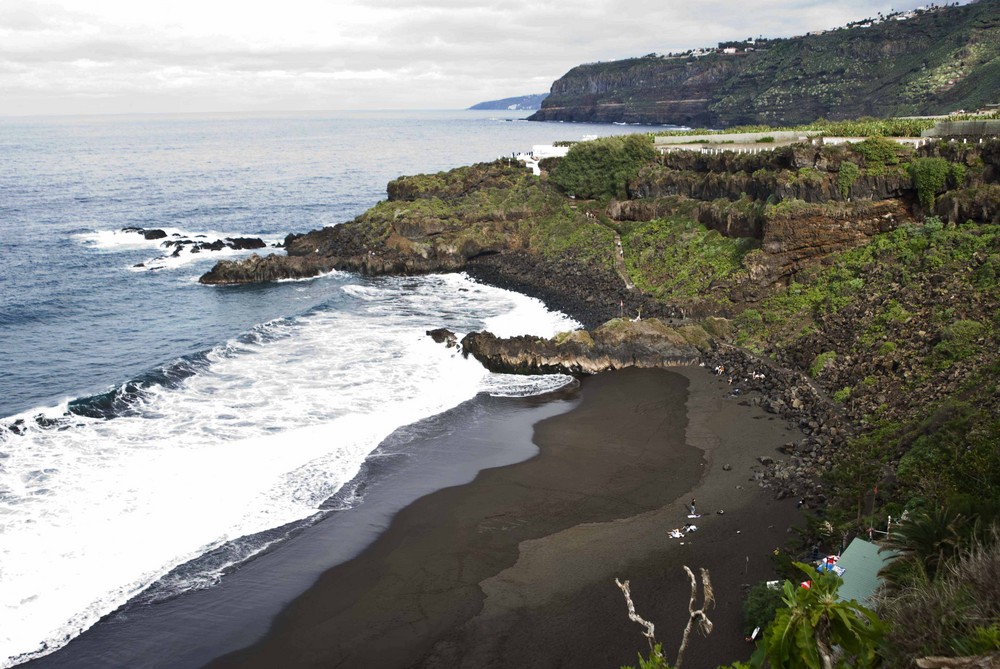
(200, 136, 1000, 320)
(529, 1, 1000, 126)
(529, 55, 743, 127)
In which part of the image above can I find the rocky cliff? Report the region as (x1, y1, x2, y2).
(200, 136, 1000, 318)
(200, 162, 534, 284)
(529, 0, 1000, 126)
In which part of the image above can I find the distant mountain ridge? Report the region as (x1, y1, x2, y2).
(469, 94, 548, 111)
(529, 0, 1000, 127)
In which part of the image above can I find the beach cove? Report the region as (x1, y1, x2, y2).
(204, 365, 802, 669)
(1, 112, 681, 668)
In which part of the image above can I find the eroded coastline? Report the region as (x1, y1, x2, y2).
(204, 367, 803, 669)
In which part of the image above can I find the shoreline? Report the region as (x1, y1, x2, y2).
(21, 390, 580, 669)
(205, 366, 802, 669)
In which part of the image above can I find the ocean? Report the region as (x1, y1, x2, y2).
(0, 110, 672, 667)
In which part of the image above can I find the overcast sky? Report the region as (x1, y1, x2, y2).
(0, 0, 954, 116)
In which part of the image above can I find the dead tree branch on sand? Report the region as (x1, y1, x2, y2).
(615, 566, 714, 669)
(676, 566, 715, 669)
(614, 578, 658, 657)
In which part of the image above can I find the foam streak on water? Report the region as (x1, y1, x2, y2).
(0, 272, 578, 667)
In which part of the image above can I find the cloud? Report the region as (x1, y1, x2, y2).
(0, 0, 961, 115)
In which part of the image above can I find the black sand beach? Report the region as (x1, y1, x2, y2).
(206, 367, 802, 669)
(22, 391, 579, 669)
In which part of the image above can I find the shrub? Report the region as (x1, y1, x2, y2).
(809, 351, 837, 377)
(743, 582, 784, 636)
(854, 137, 900, 167)
(933, 319, 986, 362)
(833, 386, 852, 403)
(908, 157, 952, 210)
(879, 527, 1000, 667)
(549, 134, 656, 200)
(973, 253, 1000, 288)
(949, 163, 966, 188)
(894, 400, 1000, 504)
(880, 300, 912, 325)
(836, 161, 860, 198)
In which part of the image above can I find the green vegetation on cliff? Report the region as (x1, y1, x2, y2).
(530, 0, 1000, 127)
(548, 134, 656, 199)
(351, 160, 621, 270)
(536, 131, 999, 667)
(656, 117, 943, 139)
(620, 217, 758, 304)
(727, 215, 1000, 665)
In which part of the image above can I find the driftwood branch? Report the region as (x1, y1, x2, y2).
(675, 566, 715, 669)
(615, 578, 659, 656)
(615, 567, 714, 668)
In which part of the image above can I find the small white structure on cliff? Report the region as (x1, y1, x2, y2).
(515, 144, 570, 175)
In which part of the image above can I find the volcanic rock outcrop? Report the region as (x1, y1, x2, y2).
(198, 253, 336, 284)
(459, 318, 723, 375)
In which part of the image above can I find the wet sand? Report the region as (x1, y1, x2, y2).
(206, 367, 801, 669)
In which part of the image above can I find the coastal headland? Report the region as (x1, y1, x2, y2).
(205, 367, 802, 669)
(527, 1, 999, 126)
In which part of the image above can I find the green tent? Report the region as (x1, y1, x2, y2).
(835, 537, 898, 605)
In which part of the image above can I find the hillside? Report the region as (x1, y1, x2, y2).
(468, 93, 548, 110)
(528, 0, 1000, 127)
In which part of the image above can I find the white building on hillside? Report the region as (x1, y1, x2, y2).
(515, 144, 570, 175)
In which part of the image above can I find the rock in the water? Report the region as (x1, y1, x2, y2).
(226, 237, 267, 250)
(199, 253, 337, 285)
(197, 240, 227, 252)
(426, 328, 458, 348)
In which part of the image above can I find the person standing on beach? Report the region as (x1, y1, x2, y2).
(689, 498, 696, 515)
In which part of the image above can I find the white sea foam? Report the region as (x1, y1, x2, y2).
(73, 227, 283, 271)
(477, 282, 581, 338)
(0, 273, 577, 666)
(479, 373, 575, 397)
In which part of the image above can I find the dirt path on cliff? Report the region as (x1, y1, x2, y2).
(612, 231, 637, 291)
